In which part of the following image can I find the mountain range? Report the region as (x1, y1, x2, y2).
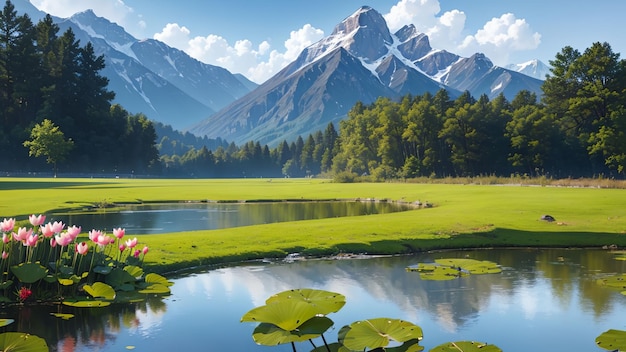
(188, 6, 545, 146)
(15, 2, 547, 146)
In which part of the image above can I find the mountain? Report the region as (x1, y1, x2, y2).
(506, 59, 552, 80)
(14, 0, 256, 131)
(189, 6, 543, 146)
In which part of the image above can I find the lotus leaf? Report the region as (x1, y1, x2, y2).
(0, 332, 48, 352)
(138, 283, 171, 294)
(434, 259, 501, 274)
(612, 251, 626, 261)
(43, 275, 57, 283)
(251, 317, 334, 345)
(57, 278, 75, 286)
(429, 340, 502, 352)
(0, 280, 13, 289)
(596, 329, 626, 351)
(408, 264, 468, 281)
(62, 300, 111, 307)
(266, 288, 346, 315)
(241, 300, 321, 331)
(10, 263, 48, 283)
(50, 313, 74, 320)
(124, 265, 144, 279)
(310, 342, 350, 352)
(0, 319, 14, 327)
(105, 268, 136, 288)
(84, 282, 116, 300)
(145, 273, 173, 286)
(92, 265, 112, 275)
(597, 274, 626, 289)
(338, 318, 423, 351)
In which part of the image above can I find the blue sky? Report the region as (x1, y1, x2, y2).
(29, 0, 626, 84)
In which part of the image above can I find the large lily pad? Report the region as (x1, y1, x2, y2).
(241, 300, 320, 331)
(138, 283, 171, 294)
(407, 258, 500, 280)
(83, 282, 116, 300)
(105, 268, 136, 288)
(145, 273, 173, 286)
(10, 263, 48, 284)
(0, 332, 48, 352)
(429, 341, 502, 352)
(338, 318, 423, 351)
(251, 317, 334, 346)
(597, 274, 626, 290)
(266, 288, 346, 315)
(596, 329, 626, 351)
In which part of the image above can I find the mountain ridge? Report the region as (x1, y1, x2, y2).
(189, 6, 544, 146)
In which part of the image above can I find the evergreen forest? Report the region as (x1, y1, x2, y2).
(2, 0, 625, 180)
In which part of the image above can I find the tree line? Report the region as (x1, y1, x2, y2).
(0, 1, 159, 174)
(162, 42, 626, 180)
(2, 0, 624, 180)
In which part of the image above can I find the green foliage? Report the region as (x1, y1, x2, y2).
(429, 341, 502, 352)
(23, 119, 73, 176)
(0, 332, 48, 352)
(596, 329, 626, 351)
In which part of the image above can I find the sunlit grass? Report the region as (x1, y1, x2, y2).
(2, 177, 626, 274)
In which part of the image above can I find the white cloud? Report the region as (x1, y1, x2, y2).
(153, 23, 323, 84)
(459, 13, 541, 65)
(383, 0, 540, 66)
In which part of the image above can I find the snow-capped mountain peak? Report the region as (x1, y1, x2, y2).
(506, 59, 551, 80)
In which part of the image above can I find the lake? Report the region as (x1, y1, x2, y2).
(52, 201, 414, 234)
(1, 248, 625, 351)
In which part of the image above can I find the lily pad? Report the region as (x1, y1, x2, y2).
(0, 332, 48, 352)
(597, 274, 626, 289)
(105, 268, 136, 288)
(138, 283, 171, 294)
(0, 319, 14, 327)
(62, 300, 111, 307)
(338, 318, 423, 351)
(10, 263, 48, 283)
(124, 265, 144, 279)
(252, 317, 334, 345)
(241, 300, 320, 331)
(83, 282, 116, 300)
(430, 341, 502, 352)
(50, 313, 74, 320)
(0, 280, 13, 290)
(145, 273, 173, 286)
(407, 258, 500, 280)
(596, 329, 626, 351)
(266, 288, 346, 315)
(92, 265, 112, 275)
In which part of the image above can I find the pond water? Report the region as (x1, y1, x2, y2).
(1, 248, 625, 351)
(52, 201, 414, 234)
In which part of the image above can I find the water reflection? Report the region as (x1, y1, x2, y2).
(1, 248, 625, 351)
(52, 201, 413, 234)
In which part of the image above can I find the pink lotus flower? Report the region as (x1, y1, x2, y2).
(40, 223, 55, 238)
(88, 229, 102, 241)
(66, 225, 81, 240)
(133, 249, 141, 258)
(50, 237, 57, 247)
(142, 246, 149, 255)
(125, 237, 138, 249)
(24, 234, 38, 247)
(95, 234, 112, 247)
(54, 233, 73, 247)
(76, 242, 89, 255)
(2, 233, 10, 244)
(29, 214, 46, 226)
(0, 218, 15, 232)
(50, 221, 65, 234)
(13, 227, 33, 242)
(1, 251, 7, 259)
(119, 244, 126, 252)
(113, 228, 125, 239)
(17, 287, 32, 302)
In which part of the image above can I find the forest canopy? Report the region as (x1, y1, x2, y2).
(1, 0, 624, 180)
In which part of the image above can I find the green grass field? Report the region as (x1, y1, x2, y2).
(2, 177, 626, 274)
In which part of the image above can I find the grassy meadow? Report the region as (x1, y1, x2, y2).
(1, 177, 626, 274)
